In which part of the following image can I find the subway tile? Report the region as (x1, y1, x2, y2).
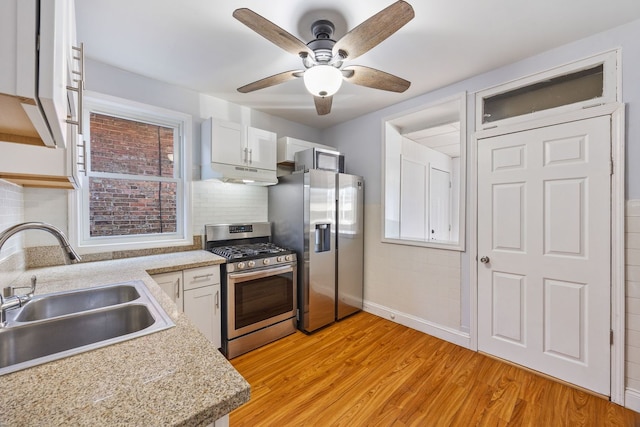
(627, 281, 640, 299)
(628, 200, 640, 217)
(628, 249, 640, 266)
(628, 297, 640, 315)
(628, 265, 640, 283)
(628, 329, 640, 347)
(627, 233, 640, 249)
(627, 313, 640, 331)
(628, 217, 640, 233)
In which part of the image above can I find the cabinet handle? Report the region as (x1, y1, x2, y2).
(66, 43, 85, 133)
(215, 290, 219, 309)
(243, 147, 248, 164)
(77, 140, 87, 175)
(249, 148, 253, 164)
(192, 273, 214, 280)
(175, 278, 181, 299)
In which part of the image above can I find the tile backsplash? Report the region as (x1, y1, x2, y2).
(626, 200, 640, 391)
(0, 179, 25, 284)
(192, 181, 268, 234)
(0, 180, 24, 259)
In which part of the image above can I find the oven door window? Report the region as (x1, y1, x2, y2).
(229, 266, 296, 336)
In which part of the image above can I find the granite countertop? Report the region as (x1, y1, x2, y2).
(0, 251, 250, 426)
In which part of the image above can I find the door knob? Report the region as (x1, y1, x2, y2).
(480, 256, 490, 264)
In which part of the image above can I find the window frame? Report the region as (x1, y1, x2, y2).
(475, 50, 619, 130)
(70, 92, 192, 253)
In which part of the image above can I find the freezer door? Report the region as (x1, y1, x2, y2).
(337, 174, 364, 319)
(303, 169, 337, 332)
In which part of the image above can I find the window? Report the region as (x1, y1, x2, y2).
(72, 93, 192, 252)
(476, 50, 618, 129)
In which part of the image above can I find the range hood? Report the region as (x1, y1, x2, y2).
(201, 162, 278, 186)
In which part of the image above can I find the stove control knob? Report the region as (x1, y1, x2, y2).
(277, 256, 284, 262)
(285, 255, 293, 262)
(248, 260, 256, 268)
(263, 258, 271, 265)
(237, 262, 245, 270)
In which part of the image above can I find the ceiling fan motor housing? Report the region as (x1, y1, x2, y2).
(307, 20, 337, 64)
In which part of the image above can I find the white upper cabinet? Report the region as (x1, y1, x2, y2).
(246, 126, 277, 171)
(211, 120, 246, 167)
(0, 0, 81, 148)
(0, 0, 83, 189)
(201, 118, 278, 185)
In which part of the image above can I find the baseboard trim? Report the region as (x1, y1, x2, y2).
(625, 388, 640, 413)
(363, 300, 471, 349)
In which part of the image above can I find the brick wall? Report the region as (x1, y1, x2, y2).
(89, 113, 176, 237)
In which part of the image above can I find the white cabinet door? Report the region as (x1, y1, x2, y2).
(183, 266, 221, 347)
(210, 120, 245, 166)
(208, 119, 276, 172)
(247, 126, 277, 170)
(184, 284, 221, 348)
(153, 266, 221, 347)
(151, 271, 183, 312)
(37, 0, 71, 148)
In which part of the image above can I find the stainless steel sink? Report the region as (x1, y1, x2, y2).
(0, 280, 174, 376)
(15, 284, 140, 322)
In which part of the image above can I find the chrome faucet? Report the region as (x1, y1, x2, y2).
(0, 222, 81, 326)
(0, 276, 36, 326)
(0, 222, 82, 265)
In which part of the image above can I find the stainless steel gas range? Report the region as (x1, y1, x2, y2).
(205, 222, 297, 359)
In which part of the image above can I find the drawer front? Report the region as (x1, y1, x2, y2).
(183, 265, 220, 291)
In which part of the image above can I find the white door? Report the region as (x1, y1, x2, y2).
(429, 167, 451, 241)
(477, 116, 611, 395)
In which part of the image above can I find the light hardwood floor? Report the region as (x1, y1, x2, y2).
(229, 311, 640, 426)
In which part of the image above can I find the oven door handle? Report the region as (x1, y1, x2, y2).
(228, 265, 293, 281)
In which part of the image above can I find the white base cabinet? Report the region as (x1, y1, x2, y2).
(151, 265, 221, 348)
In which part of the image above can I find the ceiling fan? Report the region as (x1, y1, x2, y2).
(233, 1, 415, 115)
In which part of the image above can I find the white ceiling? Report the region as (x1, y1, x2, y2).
(75, 0, 640, 130)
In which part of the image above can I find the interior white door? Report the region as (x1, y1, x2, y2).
(477, 116, 611, 395)
(429, 167, 451, 241)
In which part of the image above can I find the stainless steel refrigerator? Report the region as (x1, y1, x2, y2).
(268, 169, 364, 333)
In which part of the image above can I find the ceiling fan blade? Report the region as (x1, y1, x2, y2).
(314, 96, 332, 115)
(237, 70, 302, 93)
(343, 65, 410, 93)
(233, 8, 315, 58)
(333, 1, 414, 60)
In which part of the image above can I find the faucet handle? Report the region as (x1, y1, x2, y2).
(3, 275, 37, 298)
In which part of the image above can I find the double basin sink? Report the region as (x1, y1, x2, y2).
(0, 280, 175, 376)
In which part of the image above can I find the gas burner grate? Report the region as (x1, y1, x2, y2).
(210, 242, 290, 260)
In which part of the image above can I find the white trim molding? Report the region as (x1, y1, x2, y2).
(364, 300, 471, 349)
(625, 389, 640, 413)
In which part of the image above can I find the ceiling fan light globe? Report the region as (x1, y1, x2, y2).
(303, 65, 343, 97)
